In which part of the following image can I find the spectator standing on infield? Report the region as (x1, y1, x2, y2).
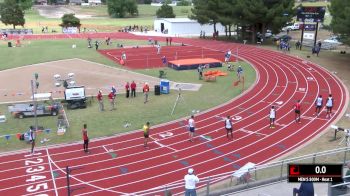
(197, 65, 203, 80)
(125, 82, 130, 98)
(225, 116, 233, 139)
(184, 168, 199, 196)
(326, 94, 334, 118)
(314, 95, 323, 117)
(143, 82, 150, 104)
(294, 100, 302, 123)
(224, 50, 232, 66)
(108, 90, 115, 110)
(237, 65, 243, 81)
(95, 40, 99, 50)
(82, 124, 89, 153)
(29, 126, 36, 154)
(269, 106, 276, 129)
(143, 122, 150, 148)
(188, 115, 196, 142)
(97, 90, 104, 111)
(131, 81, 136, 97)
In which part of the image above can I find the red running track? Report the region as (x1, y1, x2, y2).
(0, 33, 348, 195)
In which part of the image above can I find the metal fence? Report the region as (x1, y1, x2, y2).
(139, 147, 350, 196)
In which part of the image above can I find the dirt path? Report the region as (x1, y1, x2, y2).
(0, 59, 160, 104)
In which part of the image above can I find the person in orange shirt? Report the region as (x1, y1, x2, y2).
(143, 82, 150, 104)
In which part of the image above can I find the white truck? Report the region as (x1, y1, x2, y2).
(282, 23, 300, 31)
(64, 86, 87, 109)
(8, 93, 60, 119)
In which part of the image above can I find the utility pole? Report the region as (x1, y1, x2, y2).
(31, 73, 39, 131)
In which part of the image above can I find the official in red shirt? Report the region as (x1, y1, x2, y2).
(97, 90, 104, 111)
(108, 90, 115, 110)
(82, 124, 89, 153)
(143, 82, 150, 104)
(131, 81, 136, 97)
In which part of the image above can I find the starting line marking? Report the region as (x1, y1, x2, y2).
(240, 129, 268, 136)
(46, 148, 58, 196)
(150, 136, 178, 152)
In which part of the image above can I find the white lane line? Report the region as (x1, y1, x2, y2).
(302, 116, 329, 121)
(150, 136, 178, 152)
(239, 129, 268, 136)
(102, 145, 109, 152)
(46, 148, 58, 196)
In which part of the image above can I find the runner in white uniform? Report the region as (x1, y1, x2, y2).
(326, 94, 334, 118)
(269, 106, 276, 128)
(314, 95, 323, 117)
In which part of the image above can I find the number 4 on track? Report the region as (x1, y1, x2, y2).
(26, 175, 46, 182)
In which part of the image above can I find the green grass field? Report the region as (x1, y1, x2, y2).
(0, 38, 255, 152)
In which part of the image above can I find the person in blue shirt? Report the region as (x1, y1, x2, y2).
(237, 65, 243, 81)
(293, 181, 314, 196)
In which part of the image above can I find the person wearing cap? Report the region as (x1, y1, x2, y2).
(184, 168, 199, 196)
(97, 90, 104, 111)
(143, 82, 150, 104)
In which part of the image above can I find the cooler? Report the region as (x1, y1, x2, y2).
(160, 79, 170, 94)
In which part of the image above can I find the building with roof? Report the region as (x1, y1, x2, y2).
(154, 18, 225, 36)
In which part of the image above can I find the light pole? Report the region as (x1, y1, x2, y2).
(31, 73, 39, 132)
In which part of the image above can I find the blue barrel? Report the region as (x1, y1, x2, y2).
(160, 79, 170, 94)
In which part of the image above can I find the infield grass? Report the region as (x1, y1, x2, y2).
(0, 38, 255, 152)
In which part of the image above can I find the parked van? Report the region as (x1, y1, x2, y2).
(282, 23, 300, 31)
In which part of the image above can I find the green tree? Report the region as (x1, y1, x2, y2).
(190, 0, 220, 33)
(329, 0, 350, 45)
(177, 0, 190, 6)
(156, 4, 176, 18)
(16, 0, 32, 10)
(234, 0, 294, 42)
(60, 13, 81, 28)
(107, 0, 138, 18)
(0, 0, 25, 29)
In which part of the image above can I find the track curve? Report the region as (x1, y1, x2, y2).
(0, 33, 348, 196)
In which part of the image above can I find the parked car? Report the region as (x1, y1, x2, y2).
(323, 37, 343, 45)
(272, 34, 292, 42)
(282, 23, 300, 31)
(8, 102, 60, 119)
